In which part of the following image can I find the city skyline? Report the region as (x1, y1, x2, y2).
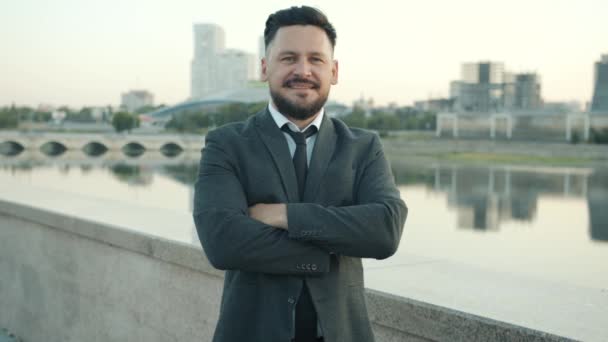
(1, 0, 607, 108)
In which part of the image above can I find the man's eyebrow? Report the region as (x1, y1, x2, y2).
(277, 51, 298, 56)
(277, 50, 329, 57)
(310, 52, 329, 58)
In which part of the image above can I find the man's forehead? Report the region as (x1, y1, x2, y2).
(268, 26, 333, 57)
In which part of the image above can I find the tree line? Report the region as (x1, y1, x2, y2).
(165, 102, 266, 133)
(340, 106, 436, 131)
(164, 102, 437, 133)
(3, 103, 607, 144)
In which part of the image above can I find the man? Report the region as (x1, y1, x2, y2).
(194, 6, 407, 342)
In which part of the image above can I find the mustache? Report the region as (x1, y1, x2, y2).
(283, 78, 319, 88)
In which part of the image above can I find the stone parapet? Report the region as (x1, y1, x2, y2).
(0, 197, 585, 342)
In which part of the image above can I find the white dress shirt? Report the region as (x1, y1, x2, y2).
(268, 103, 324, 167)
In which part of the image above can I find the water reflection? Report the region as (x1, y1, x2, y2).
(109, 164, 153, 186)
(588, 169, 608, 242)
(391, 161, 607, 241)
(161, 164, 199, 185)
(1, 152, 607, 243)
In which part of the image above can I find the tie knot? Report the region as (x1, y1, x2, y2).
(281, 125, 317, 145)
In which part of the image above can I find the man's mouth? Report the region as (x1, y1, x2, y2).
(284, 79, 319, 89)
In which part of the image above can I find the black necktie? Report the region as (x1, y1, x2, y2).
(282, 124, 319, 341)
(281, 124, 318, 201)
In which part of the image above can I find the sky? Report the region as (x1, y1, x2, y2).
(1, 0, 607, 108)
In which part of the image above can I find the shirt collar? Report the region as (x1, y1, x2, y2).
(268, 102, 324, 133)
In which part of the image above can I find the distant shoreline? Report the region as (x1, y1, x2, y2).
(381, 132, 608, 167)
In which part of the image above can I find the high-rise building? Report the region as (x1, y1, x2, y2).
(591, 54, 608, 113)
(193, 24, 225, 60)
(462, 62, 504, 84)
(452, 62, 543, 112)
(121, 90, 154, 112)
(190, 24, 255, 99)
(514, 73, 542, 110)
(456, 62, 505, 112)
(216, 49, 253, 91)
(191, 24, 225, 99)
(502, 72, 516, 110)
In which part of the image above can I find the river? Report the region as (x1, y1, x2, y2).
(1, 149, 607, 291)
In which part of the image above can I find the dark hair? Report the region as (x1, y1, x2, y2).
(264, 6, 337, 53)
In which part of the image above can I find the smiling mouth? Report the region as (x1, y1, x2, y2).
(284, 79, 319, 89)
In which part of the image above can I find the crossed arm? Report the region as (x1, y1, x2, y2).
(248, 203, 288, 229)
(193, 130, 407, 276)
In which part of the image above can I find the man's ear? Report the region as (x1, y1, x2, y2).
(261, 57, 268, 81)
(331, 59, 339, 85)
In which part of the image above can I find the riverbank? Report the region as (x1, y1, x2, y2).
(381, 131, 608, 167)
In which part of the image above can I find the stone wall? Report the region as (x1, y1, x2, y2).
(0, 200, 572, 342)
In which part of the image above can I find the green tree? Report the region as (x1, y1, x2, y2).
(32, 111, 52, 122)
(341, 106, 367, 128)
(212, 103, 252, 127)
(65, 107, 95, 122)
(166, 110, 212, 133)
(0, 106, 19, 129)
(111, 111, 140, 133)
(135, 104, 166, 114)
(367, 112, 400, 131)
(164, 101, 266, 133)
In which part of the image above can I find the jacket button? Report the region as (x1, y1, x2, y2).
(311, 264, 317, 271)
(288, 298, 295, 304)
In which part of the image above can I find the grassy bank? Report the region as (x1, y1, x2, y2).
(429, 152, 591, 166)
(381, 136, 607, 167)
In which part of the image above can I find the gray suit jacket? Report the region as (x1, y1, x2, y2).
(193, 109, 407, 342)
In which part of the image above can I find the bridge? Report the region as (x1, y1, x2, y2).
(0, 131, 204, 156)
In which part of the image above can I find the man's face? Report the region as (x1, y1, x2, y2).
(261, 25, 338, 121)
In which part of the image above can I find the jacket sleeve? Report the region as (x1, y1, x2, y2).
(193, 129, 330, 275)
(286, 135, 407, 260)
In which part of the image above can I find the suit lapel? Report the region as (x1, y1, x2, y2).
(303, 114, 336, 202)
(254, 109, 299, 203)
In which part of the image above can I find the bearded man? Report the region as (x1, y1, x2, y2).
(193, 6, 407, 342)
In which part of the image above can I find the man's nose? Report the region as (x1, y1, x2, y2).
(293, 60, 313, 77)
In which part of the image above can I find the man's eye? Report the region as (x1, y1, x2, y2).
(311, 57, 324, 63)
(282, 56, 295, 62)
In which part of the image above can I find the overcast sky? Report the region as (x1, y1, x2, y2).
(1, 0, 606, 108)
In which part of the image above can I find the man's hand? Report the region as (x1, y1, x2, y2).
(248, 203, 288, 230)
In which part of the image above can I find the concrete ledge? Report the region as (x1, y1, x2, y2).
(0, 199, 221, 278)
(0, 198, 581, 341)
(366, 290, 573, 342)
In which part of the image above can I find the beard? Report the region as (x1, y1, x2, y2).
(269, 80, 329, 121)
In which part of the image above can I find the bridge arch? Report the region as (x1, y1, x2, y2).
(40, 141, 67, 156)
(0, 140, 25, 156)
(82, 141, 109, 157)
(160, 142, 184, 157)
(122, 142, 146, 157)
